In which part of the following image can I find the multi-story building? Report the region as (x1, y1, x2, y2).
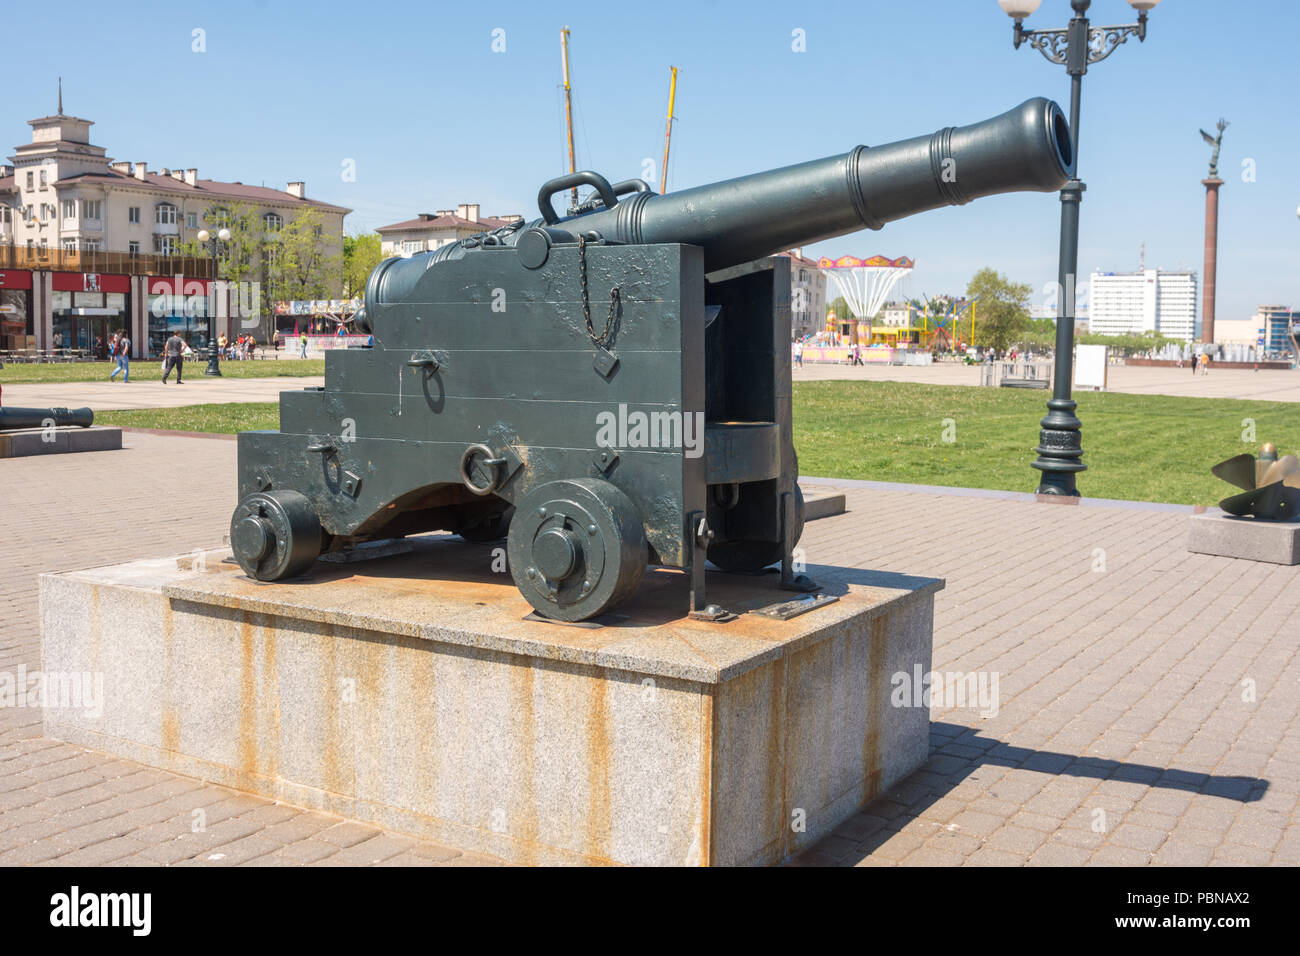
(0, 102, 349, 356)
(376, 205, 523, 258)
(1249, 305, 1300, 356)
(1088, 269, 1198, 342)
(777, 249, 827, 340)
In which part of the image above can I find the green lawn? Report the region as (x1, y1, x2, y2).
(794, 381, 1297, 506)
(0, 358, 325, 383)
(95, 382, 1299, 506)
(98, 402, 279, 434)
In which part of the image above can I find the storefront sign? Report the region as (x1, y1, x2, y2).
(0, 270, 33, 289)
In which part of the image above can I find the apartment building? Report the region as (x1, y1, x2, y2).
(0, 102, 350, 355)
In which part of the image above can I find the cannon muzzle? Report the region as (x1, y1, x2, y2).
(0, 406, 94, 430)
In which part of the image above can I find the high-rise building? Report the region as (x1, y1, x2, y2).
(1088, 269, 1198, 342)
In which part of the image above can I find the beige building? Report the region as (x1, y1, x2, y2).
(377, 205, 523, 258)
(776, 249, 827, 340)
(0, 101, 350, 355)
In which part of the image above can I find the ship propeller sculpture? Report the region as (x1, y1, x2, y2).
(1211, 444, 1300, 520)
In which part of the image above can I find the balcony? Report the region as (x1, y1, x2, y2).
(0, 242, 216, 278)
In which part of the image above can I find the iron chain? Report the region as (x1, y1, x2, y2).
(577, 235, 620, 347)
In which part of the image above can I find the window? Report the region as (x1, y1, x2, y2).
(402, 240, 422, 254)
(0, 207, 10, 224)
(39, 169, 47, 188)
(211, 208, 232, 228)
(83, 239, 101, 252)
(155, 203, 177, 225)
(82, 200, 102, 220)
(62, 200, 77, 220)
(263, 213, 282, 232)
(155, 236, 177, 255)
(128, 206, 141, 224)
(128, 240, 141, 254)
(25, 172, 33, 189)
(186, 212, 197, 228)
(62, 238, 78, 252)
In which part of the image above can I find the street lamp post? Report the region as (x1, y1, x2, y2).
(1000, 0, 1161, 495)
(196, 227, 231, 376)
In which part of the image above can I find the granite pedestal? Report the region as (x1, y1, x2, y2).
(1188, 512, 1300, 565)
(41, 536, 940, 866)
(0, 425, 121, 458)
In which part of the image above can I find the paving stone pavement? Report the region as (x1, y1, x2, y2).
(4, 434, 1298, 866)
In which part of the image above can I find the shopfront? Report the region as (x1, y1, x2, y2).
(50, 272, 131, 358)
(147, 277, 218, 356)
(0, 269, 34, 351)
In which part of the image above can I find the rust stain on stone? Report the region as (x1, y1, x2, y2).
(322, 624, 345, 794)
(160, 601, 179, 753)
(237, 612, 259, 776)
(261, 615, 280, 780)
(699, 685, 715, 866)
(861, 613, 888, 803)
(512, 659, 540, 865)
(585, 667, 613, 862)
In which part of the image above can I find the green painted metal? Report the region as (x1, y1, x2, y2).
(233, 98, 1073, 619)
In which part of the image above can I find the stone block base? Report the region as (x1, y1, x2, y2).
(41, 537, 940, 866)
(1188, 512, 1300, 565)
(0, 425, 121, 458)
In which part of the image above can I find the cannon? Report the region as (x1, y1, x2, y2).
(0, 406, 94, 430)
(233, 97, 1074, 621)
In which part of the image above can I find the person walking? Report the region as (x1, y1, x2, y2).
(299, 330, 309, 359)
(109, 330, 130, 382)
(161, 330, 185, 384)
(793, 339, 803, 368)
(1201, 353, 1211, 376)
(1191, 353, 1199, 374)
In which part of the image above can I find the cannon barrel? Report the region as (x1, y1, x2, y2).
(0, 406, 94, 430)
(574, 97, 1073, 272)
(364, 97, 1072, 312)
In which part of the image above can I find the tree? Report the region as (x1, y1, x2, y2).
(828, 296, 854, 323)
(343, 233, 383, 300)
(965, 268, 1031, 352)
(174, 201, 270, 341)
(272, 206, 343, 304)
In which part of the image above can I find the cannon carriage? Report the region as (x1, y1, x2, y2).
(231, 97, 1074, 621)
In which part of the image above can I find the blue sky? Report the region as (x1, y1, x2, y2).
(7, 0, 1298, 319)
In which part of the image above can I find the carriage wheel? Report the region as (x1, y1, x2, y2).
(508, 478, 647, 621)
(707, 484, 805, 573)
(230, 489, 322, 580)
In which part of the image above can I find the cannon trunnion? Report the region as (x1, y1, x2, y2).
(233, 98, 1073, 621)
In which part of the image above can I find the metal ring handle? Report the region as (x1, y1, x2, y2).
(537, 171, 619, 225)
(460, 444, 506, 496)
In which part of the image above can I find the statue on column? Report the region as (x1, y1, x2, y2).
(1199, 118, 1229, 179)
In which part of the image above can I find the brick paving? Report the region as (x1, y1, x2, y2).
(3, 433, 1298, 866)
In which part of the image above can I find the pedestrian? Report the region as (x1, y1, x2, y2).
(247, 334, 257, 360)
(300, 330, 309, 359)
(1201, 354, 1211, 376)
(793, 339, 803, 368)
(109, 330, 130, 382)
(162, 330, 186, 384)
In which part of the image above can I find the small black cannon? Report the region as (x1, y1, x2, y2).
(233, 98, 1074, 620)
(0, 406, 94, 430)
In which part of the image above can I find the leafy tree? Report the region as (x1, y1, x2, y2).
(343, 233, 383, 300)
(272, 206, 342, 304)
(828, 296, 854, 324)
(965, 268, 1031, 352)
